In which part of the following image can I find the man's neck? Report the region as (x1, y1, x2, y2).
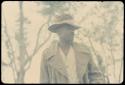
(59, 40, 73, 56)
(59, 40, 73, 48)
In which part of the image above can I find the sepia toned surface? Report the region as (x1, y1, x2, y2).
(1, 1, 124, 84)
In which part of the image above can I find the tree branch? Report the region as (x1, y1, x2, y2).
(2, 62, 11, 67)
(24, 16, 52, 70)
(109, 39, 116, 79)
(33, 22, 48, 53)
(119, 58, 123, 82)
(32, 16, 52, 56)
(2, 12, 18, 72)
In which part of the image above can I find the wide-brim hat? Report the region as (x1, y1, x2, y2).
(48, 13, 80, 33)
(48, 22, 80, 33)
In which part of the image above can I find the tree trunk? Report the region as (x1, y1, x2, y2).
(16, 70, 25, 83)
(16, 1, 26, 83)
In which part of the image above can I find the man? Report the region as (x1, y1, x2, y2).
(40, 14, 105, 84)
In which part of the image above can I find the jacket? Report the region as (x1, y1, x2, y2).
(40, 40, 105, 84)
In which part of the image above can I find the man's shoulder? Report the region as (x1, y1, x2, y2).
(42, 40, 58, 58)
(74, 42, 92, 62)
(74, 42, 90, 54)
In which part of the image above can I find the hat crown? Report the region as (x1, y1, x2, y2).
(52, 13, 74, 24)
(55, 14, 73, 22)
(48, 13, 80, 33)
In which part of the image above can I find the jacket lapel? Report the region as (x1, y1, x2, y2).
(47, 41, 67, 78)
(47, 41, 90, 80)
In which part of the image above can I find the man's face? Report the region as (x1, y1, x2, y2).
(57, 28, 74, 43)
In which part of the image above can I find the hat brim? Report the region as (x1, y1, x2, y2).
(48, 23, 80, 33)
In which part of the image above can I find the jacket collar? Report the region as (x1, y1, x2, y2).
(47, 40, 90, 79)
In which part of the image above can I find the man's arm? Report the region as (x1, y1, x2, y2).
(88, 53, 106, 83)
(40, 50, 49, 83)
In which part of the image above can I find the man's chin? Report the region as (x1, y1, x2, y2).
(65, 40, 73, 44)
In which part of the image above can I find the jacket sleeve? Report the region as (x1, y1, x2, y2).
(40, 50, 49, 83)
(88, 53, 106, 83)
